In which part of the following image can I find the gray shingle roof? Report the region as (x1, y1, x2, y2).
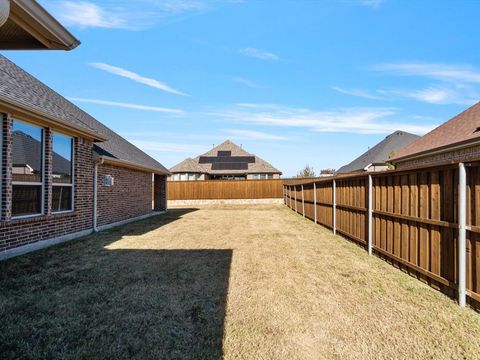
(0, 55, 169, 174)
(336, 130, 420, 174)
(170, 140, 282, 175)
(170, 158, 206, 173)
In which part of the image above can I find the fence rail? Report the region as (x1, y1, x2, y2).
(168, 179, 284, 200)
(284, 163, 480, 309)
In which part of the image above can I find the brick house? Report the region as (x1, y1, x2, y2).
(391, 102, 480, 169)
(0, 2, 169, 260)
(170, 140, 282, 180)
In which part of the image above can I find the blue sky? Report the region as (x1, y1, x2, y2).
(4, 0, 480, 176)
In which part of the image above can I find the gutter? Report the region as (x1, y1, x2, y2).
(0, 0, 9, 27)
(11, 0, 80, 50)
(93, 158, 104, 232)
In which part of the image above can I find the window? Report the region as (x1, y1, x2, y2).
(12, 120, 43, 217)
(52, 132, 73, 212)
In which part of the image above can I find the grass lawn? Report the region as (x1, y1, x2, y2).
(1, 204, 480, 359)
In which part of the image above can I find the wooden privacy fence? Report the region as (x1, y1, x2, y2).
(168, 179, 284, 200)
(284, 163, 480, 309)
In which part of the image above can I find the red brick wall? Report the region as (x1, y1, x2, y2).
(1, 112, 167, 255)
(0, 114, 95, 252)
(395, 144, 480, 170)
(96, 164, 153, 227)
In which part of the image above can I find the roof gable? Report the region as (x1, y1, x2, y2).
(170, 140, 282, 175)
(336, 130, 419, 174)
(392, 102, 480, 162)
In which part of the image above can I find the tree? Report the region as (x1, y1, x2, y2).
(295, 165, 316, 178)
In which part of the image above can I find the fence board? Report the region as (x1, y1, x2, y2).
(168, 179, 284, 200)
(284, 163, 480, 309)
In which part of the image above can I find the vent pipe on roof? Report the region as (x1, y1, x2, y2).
(0, 0, 10, 28)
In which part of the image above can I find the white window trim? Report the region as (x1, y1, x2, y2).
(52, 132, 75, 214)
(11, 120, 45, 219)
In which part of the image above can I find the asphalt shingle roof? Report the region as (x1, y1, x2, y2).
(336, 130, 419, 174)
(392, 102, 480, 162)
(0, 55, 169, 174)
(170, 140, 282, 175)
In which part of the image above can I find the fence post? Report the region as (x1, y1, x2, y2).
(333, 179, 337, 235)
(458, 162, 467, 307)
(301, 184, 305, 217)
(289, 186, 293, 209)
(283, 185, 286, 205)
(294, 185, 298, 213)
(313, 182, 317, 224)
(367, 175, 373, 255)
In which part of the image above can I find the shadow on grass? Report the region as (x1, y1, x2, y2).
(0, 208, 231, 359)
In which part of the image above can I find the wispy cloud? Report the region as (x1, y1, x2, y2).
(68, 98, 184, 114)
(368, 62, 480, 105)
(123, 131, 223, 142)
(89, 62, 188, 96)
(130, 140, 210, 153)
(223, 129, 288, 141)
(357, 0, 384, 8)
(240, 47, 280, 61)
(232, 76, 260, 88)
(380, 87, 478, 106)
(333, 85, 478, 105)
(373, 62, 480, 84)
(46, 1, 131, 29)
(332, 86, 384, 100)
(45, 0, 231, 30)
(150, 0, 207, 13)
(210, 103, 435, 135)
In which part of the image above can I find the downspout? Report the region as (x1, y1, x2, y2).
(93, 158, 104, 232)
(0, 0, 10, 28)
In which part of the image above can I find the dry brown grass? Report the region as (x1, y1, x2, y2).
(1, 204, 480, 359)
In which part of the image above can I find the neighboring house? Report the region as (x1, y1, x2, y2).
(336, 130, 419, 175)
(0, 3, 169, 260)
(391, 102, 480, 170)
(170, 140, 282, 180)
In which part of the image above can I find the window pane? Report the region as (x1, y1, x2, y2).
(52, 133, 73, 184)
(12, 185, 41, 216)
(52, 186, 72, 212)
(12, 120, 43, 183)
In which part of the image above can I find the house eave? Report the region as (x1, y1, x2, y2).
(96, 154, 171, 176)
(4, 0, 80, 51)
(391, 138, 480, 164)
